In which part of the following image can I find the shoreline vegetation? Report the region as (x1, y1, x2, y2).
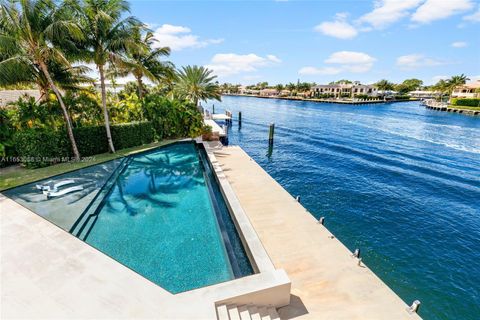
(0, 0, 222, 171)
(222, 93, 419, 104)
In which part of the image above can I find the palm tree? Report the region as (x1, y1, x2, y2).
(275, 84, 284, 93)
(374, 79, 395, 99)
(116, 28, 175, 99)
(175, 65, 221, 106)
(446, 74, 470, 98)
(79, 0, 140, 153)
(432, 79, 449, 101)
(374, 79, 395, 91)
(0, 0, 82, 159)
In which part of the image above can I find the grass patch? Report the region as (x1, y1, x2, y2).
(0, 139, 177, 191)
(448, 105, 480, 111)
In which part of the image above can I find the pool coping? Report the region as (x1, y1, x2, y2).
(201, 140, 277, 275)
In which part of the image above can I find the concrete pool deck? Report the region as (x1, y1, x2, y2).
(207, 143, 422, 320)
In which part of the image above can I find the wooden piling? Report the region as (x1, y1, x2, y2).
(268, 123, 275, 144)
(238, 111, 242, 126)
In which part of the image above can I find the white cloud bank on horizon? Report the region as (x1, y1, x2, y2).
(396, 54, 446, 69)
(152, 24, 223, 51)
(299, 51, 376, 75)
(205, 53, 281, 77)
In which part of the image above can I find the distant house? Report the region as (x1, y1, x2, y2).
(243, 88, 260, 95)
(451, 81, 480, 98)
(259, 88, 278, 97)
(311, 81, 378, 98)
(93, 79, 127, 93)
(0, 90, 41, 107)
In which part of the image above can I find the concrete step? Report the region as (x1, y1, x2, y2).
(267, 307, 280, 320)
(258, 307, 271, 320)
(228, 305, 241, 320)
(238, 305, 251, 320)
(248, 306, 261, 320)
(216, 304, 279, 320)
(216, 304, 230, 320)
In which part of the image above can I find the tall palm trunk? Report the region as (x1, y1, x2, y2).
(98, 64, 115, 153)
(136, 75, 143, 99)
(38, 61, 80, 160)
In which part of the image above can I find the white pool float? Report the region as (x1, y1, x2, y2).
(46, 185, 84, 198)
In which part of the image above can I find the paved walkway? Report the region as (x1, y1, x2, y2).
(211, 145, 421, 320)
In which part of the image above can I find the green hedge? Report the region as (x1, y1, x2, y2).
(451, 98, 480, 107)
(13, 129, 70, 168)
(14, 121, 155, 168)
(394, 95, 410, 100)
(110, 121, 155, 150)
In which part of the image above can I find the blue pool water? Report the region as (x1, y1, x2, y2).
(82, 142, 252, 293)
(211, 96, 480, 320)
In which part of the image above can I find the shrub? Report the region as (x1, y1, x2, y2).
(143, 95, 207, 139)
(14, 122, 155, 168)
(72, 125, 108, 156)
(110, 122, 155, 150)
(394, 95, 410, 100)
(13, 129, 70, 168)
(451, 98, 480, 107)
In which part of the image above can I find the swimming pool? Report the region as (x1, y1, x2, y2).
(5, 142, 253, 293)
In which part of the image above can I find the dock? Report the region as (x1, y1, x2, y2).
(208, 143, 422, 320)
(204, 119, 227, 137)
(203, 110, 233, 139)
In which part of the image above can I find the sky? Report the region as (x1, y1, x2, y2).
(127, 0, 480, 86)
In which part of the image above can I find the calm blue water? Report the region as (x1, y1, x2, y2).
(211, 96, 480, 320)
(85, 142, 251, 293)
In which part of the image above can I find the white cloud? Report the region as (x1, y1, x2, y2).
(325, 51, 376, 65)
(299, 51, 376, 76)
(411, 0, 474, 24)
(314, 13, 359, 39)
(152, 24, 223, 51)
(396, 54, 446, 69)
(463, 6, 480, 22)
(451, 41, 467, 48)
(357, 0, 423, 29)
(205, 53, 281, 77)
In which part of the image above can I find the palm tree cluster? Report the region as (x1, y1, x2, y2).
(431, 74, 470, 101)
(0, 0, 220, 159)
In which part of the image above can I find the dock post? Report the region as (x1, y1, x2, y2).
(212, 104, 215, 114)
(407, 300, 421, 314)
(268, 123, 275, 145)
(238, 111, 242, 127)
